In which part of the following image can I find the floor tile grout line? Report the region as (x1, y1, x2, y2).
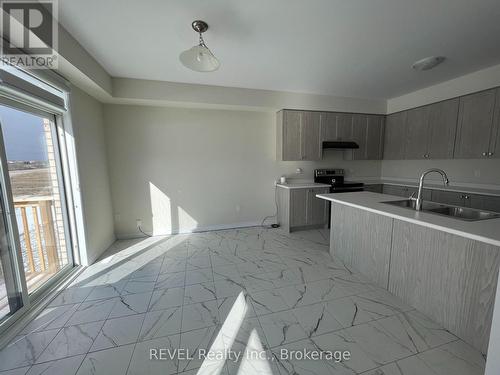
(122, 241, 176, 375)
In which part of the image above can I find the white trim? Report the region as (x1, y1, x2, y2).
(61, 92, 88, 266)
(115, 221, 271, 240)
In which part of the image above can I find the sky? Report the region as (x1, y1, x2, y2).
(0, 105, 48, 161)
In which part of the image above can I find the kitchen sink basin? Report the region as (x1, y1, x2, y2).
(382, 199, 443, 211)
(381, 199, 500, 221)
(426, 206, 500, 221)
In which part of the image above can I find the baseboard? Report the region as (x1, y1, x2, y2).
(115, 221, 274, 240)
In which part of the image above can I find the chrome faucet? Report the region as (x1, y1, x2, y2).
(415, 168, 449, 211)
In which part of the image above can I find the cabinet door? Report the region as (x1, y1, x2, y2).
(366, 115, 385, 160)
(364, 184, 383, 193)
(405, 106, 430, 159)
(454, 89, 496, 159)
(301, 111, 321, 160)
(431, 190, 466, 206)
(351, 114, 368, 160)
(383, 111, 408, 159)
(289, 189, 307, 227)
(489, 87, 500, 158)
(427, 98, 459, 159)
(321, 112, 337, 141)
(469, 194, 500, 213)
(389, 220, 500, 354)
(336, 113, 353, 140)
(382, 185, 407, 197)
(282, 110, 302, 161)
(307, 188, 328, 225)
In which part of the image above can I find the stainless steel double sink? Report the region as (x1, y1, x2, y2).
(382, 199, 500, 221)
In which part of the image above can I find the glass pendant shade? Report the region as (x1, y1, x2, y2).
(180, 44, 220, 72)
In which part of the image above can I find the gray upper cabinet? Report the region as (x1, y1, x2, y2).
(277, 110, 301, 160)
(427, 98, 459, 159)
(454, 89, 496, 159)
(402, 98, 459, 160)
(351, 115, 385, 160)
(383, 111, 407, 159)
(490, 87, 500, 158)
(321, 112, 336, 141)
(276, 110, 321, 161)
(321, 112, 353, 141)
(405, 106, 430, 159)
(336, 113, 353, 140)
(301, 111, 322, 160)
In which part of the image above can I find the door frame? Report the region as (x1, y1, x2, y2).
(0, 98, 76, 336)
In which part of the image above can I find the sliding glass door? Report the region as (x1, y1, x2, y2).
(0, 100, 73, 325)
(0, 167, 24, 321)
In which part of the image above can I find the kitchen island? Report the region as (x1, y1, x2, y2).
(317, 191, 500, 355)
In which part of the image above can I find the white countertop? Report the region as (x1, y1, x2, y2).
(317, 191, 500, 247)
(351, 179, 500, 197)
(277, 182, 331, 189)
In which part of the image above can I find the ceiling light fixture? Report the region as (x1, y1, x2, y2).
(412, 56, 446, 71)
(180, 20, 220, 72)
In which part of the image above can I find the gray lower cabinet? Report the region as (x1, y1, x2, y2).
(363, 184, 383, 193)
(330, 203, 500, 354)
(469, 194, 500, 213)
(383, 111, 407, 159)
(277, 187, 329, 232)
(431, 190, 472, 207)
(330, 202, 392, 288)
(454, 89, 497, 159)
(382, 184, 431, 200)
(389, 220, 500, 354)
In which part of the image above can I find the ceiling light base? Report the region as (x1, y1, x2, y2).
(192, 20, 208, 34)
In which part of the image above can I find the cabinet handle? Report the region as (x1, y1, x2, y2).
(464, 195, 470, 200)
(482, 152, 487, 156)
(488, 152, 493, 156)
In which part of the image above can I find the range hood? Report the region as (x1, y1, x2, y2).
(322, 141, 359, 149)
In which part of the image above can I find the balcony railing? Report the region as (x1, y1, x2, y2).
(14, 197, 61, 286)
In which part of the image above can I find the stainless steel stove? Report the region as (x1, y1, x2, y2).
(314, 169, 364, 193)
(314, 169, 364, 227)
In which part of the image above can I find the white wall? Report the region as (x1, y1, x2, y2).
(381, 159, 500, 187)
(70, 87, 115, 263)
(103, 104, 380, 238)
(387, 63, 500, 113)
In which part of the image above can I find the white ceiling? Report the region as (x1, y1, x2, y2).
(59, 0, 500, 99)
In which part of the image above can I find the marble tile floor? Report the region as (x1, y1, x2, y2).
(0, 227, 486, 375)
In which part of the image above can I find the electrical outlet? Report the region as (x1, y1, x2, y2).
(474, 169, 481, 178)
(136, 219, 142, 228)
